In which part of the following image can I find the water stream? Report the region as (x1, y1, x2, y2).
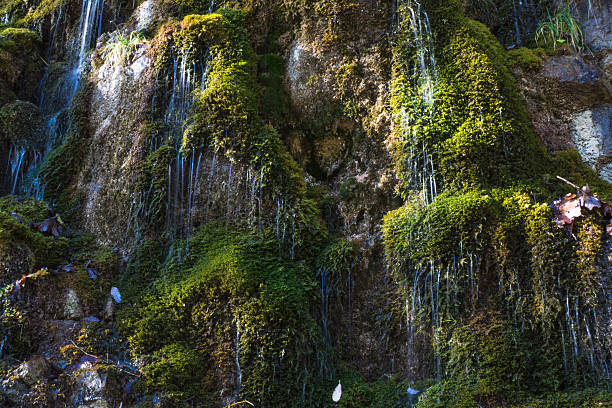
(13, 0, 106, 198)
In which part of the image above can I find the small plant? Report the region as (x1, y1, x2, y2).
(535, 3, 584, 51)
(103, 31, 146, 65)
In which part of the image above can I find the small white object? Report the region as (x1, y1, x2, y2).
(332, 381, 342, 402)
(110, 287, 122, 303)
(407, 387, 420, 395)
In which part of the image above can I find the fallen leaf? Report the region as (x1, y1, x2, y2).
(15, 274, 27, 292)
(582, 194, 601, 211)
(552, 179, 612, 236)
(332, 381, 342, 402)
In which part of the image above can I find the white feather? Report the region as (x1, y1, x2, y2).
(332, 381, 342, 402)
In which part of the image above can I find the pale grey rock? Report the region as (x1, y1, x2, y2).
(133, 0, 161, 32)
(64, 288, 84, 320)
(570, 106, 612, 182)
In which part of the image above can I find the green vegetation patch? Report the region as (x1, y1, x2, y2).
(119, 223, 327, 406)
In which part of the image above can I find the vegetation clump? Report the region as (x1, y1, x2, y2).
(385, 0, 612, 406)
(119, 223, 328, 406)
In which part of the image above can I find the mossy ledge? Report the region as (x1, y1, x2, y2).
(384, 0, 611, 406)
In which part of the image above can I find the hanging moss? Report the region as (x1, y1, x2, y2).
(119, 223, 328, 406)
(384, 1, 611, 404)
(136, 144, 177, 233)
(0, 101, 44, 148)
(18, 0, 67, 25)
(258, 53, 288, 124)
(36, 81, 92, 212)
(178, 10, 259, 158)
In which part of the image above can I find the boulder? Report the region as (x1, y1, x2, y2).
(12, 355, 50, 386)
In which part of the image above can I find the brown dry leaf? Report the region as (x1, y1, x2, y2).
(552, 193, 581, 227)
(552, 180, 612, 236)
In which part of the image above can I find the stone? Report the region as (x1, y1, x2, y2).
(64, 288, 84, 320)
(541, 55, 601, 84)
(570, 106, 612, 182)
(103, 296, 114, 320)
(12, 356, 50, 386)
(133, 0, 161, 32)
(77, 401, 110, 408)
(73, 369, 107, 405)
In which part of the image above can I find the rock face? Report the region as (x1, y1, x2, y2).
(12, 356, 51, 386)
(515, 51, 612, 182)
(0, 0, 612, 407)
(570, 106, 612, 181)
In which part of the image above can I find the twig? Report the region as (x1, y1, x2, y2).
(556, 175, 581, 190)
(225, 401, 255, 408)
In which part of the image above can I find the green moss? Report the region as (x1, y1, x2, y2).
(0, 196, 50, 223)
(338, 374, 410, 408)
(0, 101, 44, 147)
(258, 53, 287, 124)
(36, 81, 92, 211)
(0, 206, 68, 279)
(118, 239, 165, 302)
(119, 223, 327, 406)
(142, 343, 207, 397)
(385, 3, 611, 400)
(136, 144, 176, 233)
(506, 47, 544, 71)
(179, 11, 259, 158)
(0, 28, 41, 54)
(18, 0, 66, 25)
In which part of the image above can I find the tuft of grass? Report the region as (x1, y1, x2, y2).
(103, 31, 146, 65)
(535, 3, 584, 52)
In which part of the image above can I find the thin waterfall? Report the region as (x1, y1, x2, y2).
(24, 0, 105, 197)
(396, 0, 439, 205)
(143, 47, 211, 240)
(235, 317, 242, 396)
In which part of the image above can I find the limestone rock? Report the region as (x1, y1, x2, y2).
(570, 106, 612, 182)
(12, 356, 50, 386)
(64, 288, 84, 320)
(132, 0, 162, 32)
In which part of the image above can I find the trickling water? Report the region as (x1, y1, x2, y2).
(76, 0, 105, 72)
(235, 317, 242, 395)
(149, 47, 211, 239)
(396, 0, 439, 205)
(25, 0, 106, 198)
(8, 146, 26, 195)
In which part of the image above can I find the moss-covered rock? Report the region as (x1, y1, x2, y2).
(119, 223, 328, 406)
(384, 1, 612, 404)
